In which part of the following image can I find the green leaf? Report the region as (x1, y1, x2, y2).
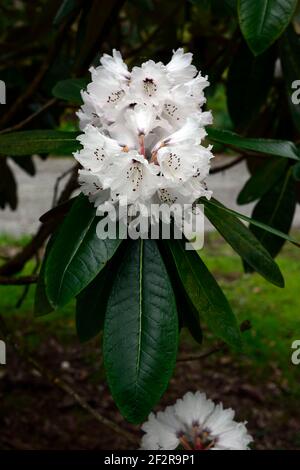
(76, 269, 107, 342)
(202, 197, 299, 245)
(238, 0, 297, 55)
(180, 296, 203, 345)
(203, 198, 284, 287)
(45, 194, 122, 308)
(103, 239, 178, 424)
(292, 161, 300, 180)
(159, 240, 202, 344)
(76, 248, 124, 342)
(53, 0, 81, 26)
(237, 158, 288, 204)
(207, 127, 300, 161)
(34, 233, 58, 317)
(0, 130, 80, 156)
(52, 78, 88, 104)
(11, 156, 36, 176)
(227, 41, 275, 128)
(0, 158, 17, 210)
(280, 26, 300, 133)
(167, 239, 242, 349)
(247, 170, 297, 258)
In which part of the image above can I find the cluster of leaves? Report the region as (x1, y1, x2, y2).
(1, 0, 300, 422)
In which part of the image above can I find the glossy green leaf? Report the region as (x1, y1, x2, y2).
(204, 198, 284, 287)
(248, 170, 297, 258)
(75, 248, 124, 342)
(45, 194, 122, 308)
(237, 158, 288, 204)
(167, 239, 242, 349)
(103, 239, 178, 424)
(207, 128, 300, 161)
(202, 197, 299, 245)
(52, 78, 88, 104)
(0, 130, 80, 156)
(159, 240, 202, 344)
(238, 0, 297, 55)
(76, 269, 107, 342)
(34, 233, 58, 317)
(227, 41, 275, 128)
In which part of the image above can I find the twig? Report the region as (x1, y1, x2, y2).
(0, 98, 57, 135)
(0, 21, 69, 128)
(126, 1, 184, 61)
(52, 163, 78, 208)
(177, 342, 226, 362)
(15, 252, 40, 308)
(177, 320, 251, 362)
(0, 275, 38, 285)
(210, 156, 245, 174)
(0, 165, 79, 276)
(0, 314, 137, 445)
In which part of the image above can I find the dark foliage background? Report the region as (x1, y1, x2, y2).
(1, 0, 300, 450)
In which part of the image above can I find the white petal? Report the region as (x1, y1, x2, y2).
(74, 125, 121, 172)
(166, 48, 197, 84)
(100, 49, 130, 81)
(78, 170, 110, 206)
(174, 391, 215, 428)
(216, 423, 253, 450)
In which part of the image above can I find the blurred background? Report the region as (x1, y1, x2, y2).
(1, 0, 300, 450)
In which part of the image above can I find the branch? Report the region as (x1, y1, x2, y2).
(0, 275, 37, 285)
(0, 165, 79, 277)
(52, 163, 78, 208)
(0, 98, 57, 135)
(210, 155, 245, 174)
(177, 320, 251, 362)
(0, 21, 70, 128)
(177, 342, 225, 362)
(0, 314, 137, 446)
(126, 1, 184, 61)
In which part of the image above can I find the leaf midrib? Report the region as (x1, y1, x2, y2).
(136, 239, 143, 382)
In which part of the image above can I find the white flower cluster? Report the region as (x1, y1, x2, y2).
(141, 391, 253, 450)
(74, 49, 213, 217)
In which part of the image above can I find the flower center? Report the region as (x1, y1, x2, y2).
(178, 426, 216, 451)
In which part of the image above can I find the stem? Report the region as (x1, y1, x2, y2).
(210, 155, 245, 174)
(0, 275, 38, 285)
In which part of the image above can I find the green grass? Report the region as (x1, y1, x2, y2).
(201, 232, 300, 391)
(1, 231, 300, 392)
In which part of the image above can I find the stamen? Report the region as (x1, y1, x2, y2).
(139, 134, 145, 157)
(179, 436, 193, 451)
(150, 143, 165, 163)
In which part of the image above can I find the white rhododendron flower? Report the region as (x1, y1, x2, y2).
(141, 391, 253, 450)
(74, 48, 213, 220)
